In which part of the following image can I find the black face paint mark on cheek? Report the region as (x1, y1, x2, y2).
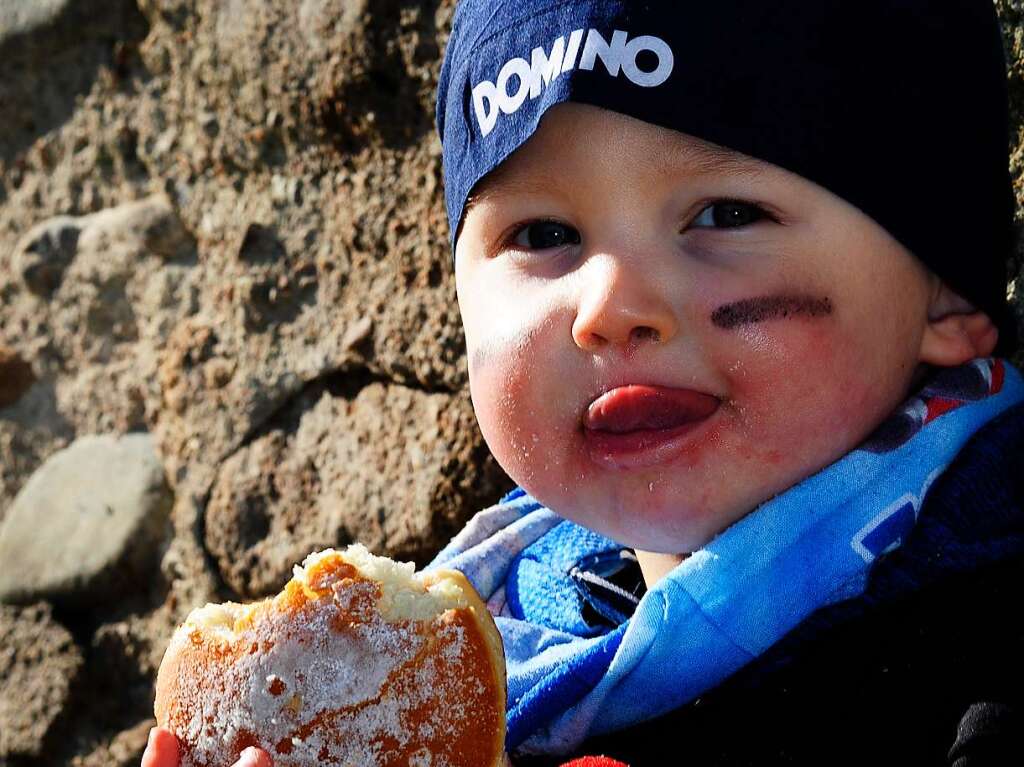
(711, 295, 833, 329)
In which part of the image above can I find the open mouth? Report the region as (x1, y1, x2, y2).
(582, 384, 721, 469)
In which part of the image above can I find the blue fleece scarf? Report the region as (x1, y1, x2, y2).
(427, 359, 1024, 755)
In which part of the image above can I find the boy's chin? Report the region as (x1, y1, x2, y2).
(545, 488, 743, 555)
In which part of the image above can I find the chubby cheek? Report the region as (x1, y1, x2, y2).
(469, 348, 540, 484)
(706, 304, 898, 501)
(466, 311, 580, 492)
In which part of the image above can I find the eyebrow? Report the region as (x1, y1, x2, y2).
(680, 142, 774, 181)
(463, 171, 558, 215)
(463, 141, 773, 215)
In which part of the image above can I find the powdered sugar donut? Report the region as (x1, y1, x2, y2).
(155, 545, 507, 766)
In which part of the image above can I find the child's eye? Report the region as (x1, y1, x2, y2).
(690, 201, 771, 229)
(510, 220, 582, 250)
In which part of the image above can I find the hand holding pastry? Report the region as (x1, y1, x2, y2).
(141, 727, 272, 767)
(153, 545, 506, 767)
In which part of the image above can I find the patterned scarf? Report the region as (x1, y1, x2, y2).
(427, 359, 1024, 756)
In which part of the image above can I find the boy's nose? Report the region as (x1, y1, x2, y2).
(571, 259, 678, 354)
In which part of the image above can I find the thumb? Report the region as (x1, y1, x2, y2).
(233, 746, 273, 767)
(141, 727, 179, 767)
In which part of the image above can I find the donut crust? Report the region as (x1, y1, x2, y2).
(155, 546, 507, 767)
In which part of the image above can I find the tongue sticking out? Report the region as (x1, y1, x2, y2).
(584, 384, 720, 433)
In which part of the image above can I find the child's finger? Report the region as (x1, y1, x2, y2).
(140, 726, 180, 767)
(231, 746, 273, 767)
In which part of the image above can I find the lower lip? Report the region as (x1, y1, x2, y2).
(583, 415, 717, 470)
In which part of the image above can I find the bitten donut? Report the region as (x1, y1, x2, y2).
(155, 545, 507, 767)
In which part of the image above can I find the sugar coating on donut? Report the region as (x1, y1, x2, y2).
(156, 545, 505, 767)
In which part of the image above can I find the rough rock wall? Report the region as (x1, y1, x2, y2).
(0, 1, 514, 764)
(2, 1, 1024, 765)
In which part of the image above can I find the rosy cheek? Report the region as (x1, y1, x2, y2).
(468, 338, 552, 486)
(714, 308, 879, 468)
(466, 289, 581, 481)
(708, 303, 843, 430)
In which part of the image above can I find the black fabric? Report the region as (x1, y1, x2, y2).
(514, 402, 1024, 766)
(573, 549, 644, 629)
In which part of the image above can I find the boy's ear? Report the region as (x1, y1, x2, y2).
(918, 281, 999, 366)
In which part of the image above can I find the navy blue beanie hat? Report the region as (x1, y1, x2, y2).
(436, 0, 1018, 350)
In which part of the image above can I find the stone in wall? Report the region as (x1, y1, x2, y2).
(0, 433, 172, 608)
(0, 194, 198, 519)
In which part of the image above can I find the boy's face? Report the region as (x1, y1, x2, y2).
(455, 103, 939, 554)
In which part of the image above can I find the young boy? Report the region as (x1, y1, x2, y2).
(144, 0, 1024, 764)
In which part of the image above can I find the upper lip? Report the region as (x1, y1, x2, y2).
(582, 381, 722, 432)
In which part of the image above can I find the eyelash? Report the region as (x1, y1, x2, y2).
(689, 199, 775, 229)
(504, 199, 775, 253)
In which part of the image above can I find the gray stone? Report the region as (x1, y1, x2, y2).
(0, 433, 172, 607)
(76, 193, 195, 261)
(0, 0, 72, 43)
(0, 602, 83, 760)
(0, 0, 146, 60)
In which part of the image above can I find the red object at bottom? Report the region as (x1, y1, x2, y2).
(559, 758, 630, 767)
